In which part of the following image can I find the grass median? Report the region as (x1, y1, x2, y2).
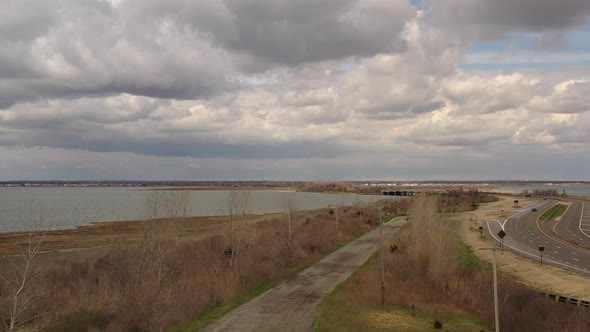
(541, 204, 568, 221)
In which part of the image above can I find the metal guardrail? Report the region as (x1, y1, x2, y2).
(547, 294, 590, 307)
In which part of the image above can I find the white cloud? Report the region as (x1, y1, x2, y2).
(1, 0, 590, 180)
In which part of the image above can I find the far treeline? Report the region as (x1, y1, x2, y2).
(521, 189, 567, 197)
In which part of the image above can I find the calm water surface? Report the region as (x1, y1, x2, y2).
(0, 187, 398, 233)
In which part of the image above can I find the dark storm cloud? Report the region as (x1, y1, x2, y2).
(0, 0, 417, 108)
(411, 135, 505, 148)
(1, 128, 349, 160)
(220, 0, 415, 68)
(431, 0, 590, 39)
(357, 100, 446, 120)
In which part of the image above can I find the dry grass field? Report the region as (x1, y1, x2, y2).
(0, 191, 409, 331)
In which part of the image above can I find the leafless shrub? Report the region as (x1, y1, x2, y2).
(0, 203, 49, 331)
(282, 194, 297, 251)
(135, 191, 190, 288)
(226, 189, 250, 270)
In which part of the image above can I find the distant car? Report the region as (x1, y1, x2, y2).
(532, 208, 538, 212)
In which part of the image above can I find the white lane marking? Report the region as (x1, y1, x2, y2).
(572, 252, 578, 255)
(489, 203, 590, 275)
(553, 251, 559, 254)
(578, 201, 590, 238)
(556, 246, 561, 249)
(573, 258, 580, 262)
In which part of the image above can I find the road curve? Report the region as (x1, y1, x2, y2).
(202, 217, 406, 332)
(552, 200, 590, 248)
(487, 200, 590, 275)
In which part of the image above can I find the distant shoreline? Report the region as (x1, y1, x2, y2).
(2, 180, 589, 189)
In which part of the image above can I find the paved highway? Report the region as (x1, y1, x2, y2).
(486, 199, 590, 275)
(552, 200, 590, 248)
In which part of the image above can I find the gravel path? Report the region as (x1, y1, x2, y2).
(202, 217, 406, 332)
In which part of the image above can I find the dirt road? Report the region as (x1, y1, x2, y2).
(202, 217, 407, 332)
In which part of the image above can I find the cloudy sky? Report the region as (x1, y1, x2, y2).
(1, 0, 590, 181)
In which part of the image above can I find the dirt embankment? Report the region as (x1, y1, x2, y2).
(460, 195, 590, 298)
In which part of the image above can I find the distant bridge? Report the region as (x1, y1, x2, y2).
(382, 191, 443, 197)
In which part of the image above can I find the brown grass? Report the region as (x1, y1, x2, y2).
(323, 197, 590, 332)
(0, 199, 410, 331)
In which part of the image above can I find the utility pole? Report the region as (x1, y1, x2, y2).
(492, 249, 499, 332)
(379, 204, 385, 307)
(480, 248, 499, 332)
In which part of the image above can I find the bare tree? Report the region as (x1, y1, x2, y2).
(333, 195, 346, 237)
(406, 196, 460, 289)
(282, 195, 297, 246)
(155, 191, 190, 286)
(331, 204, 340, 237)
(1, 203, 49, 331)
(135, 191, 191, 287)
(227, 189, 250, 269)
(377, 203, 385, 307)
(355, 196, 364, 224)
(135, 192, 161, 285)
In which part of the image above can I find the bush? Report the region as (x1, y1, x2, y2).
(46, 310, 107, 332)
(433, 318, 443, 329)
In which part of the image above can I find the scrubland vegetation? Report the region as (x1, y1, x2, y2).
(316, 196, 590, 332)
(2, 189, 584, 331)
(0, 191, 409, 331)
(437, 188, 498, 213)
(521, 188, 567, 197)
(297, 182, 386, 195)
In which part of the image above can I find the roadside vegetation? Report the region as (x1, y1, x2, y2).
(315, 196, 590, 332)
(437, 188, 498, 213)
(541, 204, 568, 221)
(0, 191, 409, 331)
(521, 188, 567, 198)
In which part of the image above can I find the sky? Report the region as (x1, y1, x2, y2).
(1, 0, 590, 181)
